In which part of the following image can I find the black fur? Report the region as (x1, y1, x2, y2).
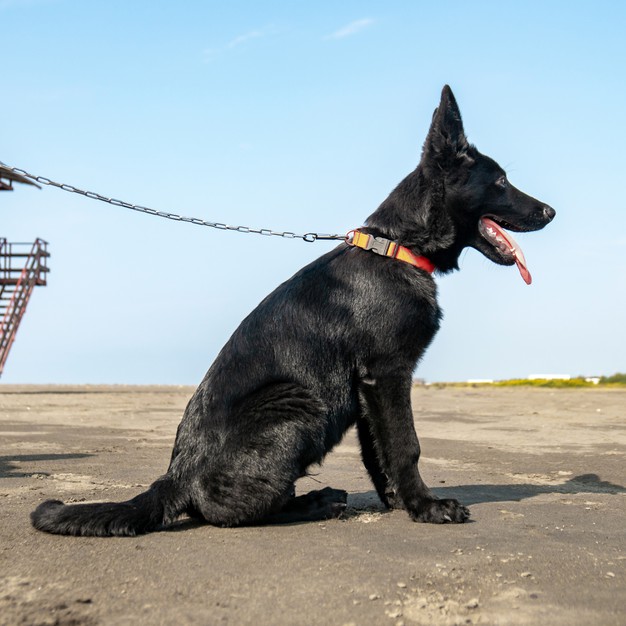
(31, 86, 555, 536)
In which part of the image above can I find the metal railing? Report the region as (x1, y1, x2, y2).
(0, 239, 50, 376)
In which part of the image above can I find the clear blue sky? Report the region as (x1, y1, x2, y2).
(1, 0, 625, 384)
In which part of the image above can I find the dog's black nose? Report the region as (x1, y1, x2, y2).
(542, 205, 556, 221)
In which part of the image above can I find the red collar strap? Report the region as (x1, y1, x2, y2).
(346, 230, 436, 274)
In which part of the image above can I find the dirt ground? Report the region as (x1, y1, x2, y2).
(0, 385, 624, 626)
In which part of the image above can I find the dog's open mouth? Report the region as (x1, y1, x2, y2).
(478, 217, 531, 285)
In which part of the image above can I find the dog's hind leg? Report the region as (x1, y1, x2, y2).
(262, 487, 347, 524)
(183, 382, 343, 527)
(358, 375, 469, 524)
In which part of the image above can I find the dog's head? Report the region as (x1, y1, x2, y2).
(367, 86, 555, 283)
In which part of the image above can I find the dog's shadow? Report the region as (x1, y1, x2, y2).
(345, 473, 626, 517)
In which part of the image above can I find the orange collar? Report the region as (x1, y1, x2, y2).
(346, 230, 435, 274)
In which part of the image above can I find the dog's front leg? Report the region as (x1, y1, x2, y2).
(356, 414, 400, 509)
(358, 375, 469, 524)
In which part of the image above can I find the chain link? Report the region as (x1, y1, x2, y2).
(0, 162, 346, 243)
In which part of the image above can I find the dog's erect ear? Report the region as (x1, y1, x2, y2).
(422, 85, 471, 167)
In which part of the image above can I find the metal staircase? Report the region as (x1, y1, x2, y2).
(0, 238, 50, 377)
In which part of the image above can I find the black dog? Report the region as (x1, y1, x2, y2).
(31, 86, 555, 536)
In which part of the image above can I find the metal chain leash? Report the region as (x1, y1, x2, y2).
(0, 162, 346, 243)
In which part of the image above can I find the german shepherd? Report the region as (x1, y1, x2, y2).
(31, 86, 555, 535)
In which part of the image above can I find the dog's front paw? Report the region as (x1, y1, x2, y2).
(411, 498, 470, 524)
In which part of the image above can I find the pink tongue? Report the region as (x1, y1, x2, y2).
(480, 217, 532, 285)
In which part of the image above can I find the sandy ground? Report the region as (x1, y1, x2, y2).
(0, 385, 624, 626)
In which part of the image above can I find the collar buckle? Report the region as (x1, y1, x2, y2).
(363, 235, 393, 256)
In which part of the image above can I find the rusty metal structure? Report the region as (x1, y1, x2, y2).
(0, 164, 49, 377)
(0, 239, 50, 376)
(0, 163, 41, 191)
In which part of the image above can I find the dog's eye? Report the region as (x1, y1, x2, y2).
(495, 175, 508, 188)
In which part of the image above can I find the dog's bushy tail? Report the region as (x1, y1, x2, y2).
(30, 475, 183, 537)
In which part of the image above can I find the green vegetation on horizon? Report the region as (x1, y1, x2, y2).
(500, 373, 626, 388)
(429, 373, 626, 388)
